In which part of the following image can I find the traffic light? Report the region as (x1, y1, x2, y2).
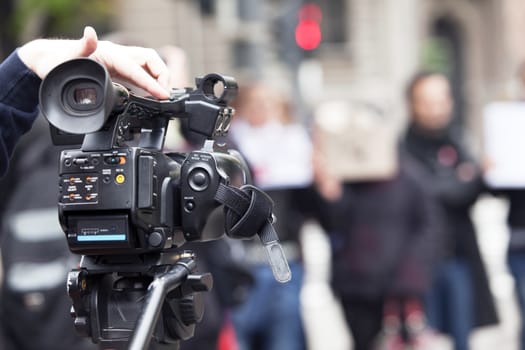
(295, 3, 322, 51)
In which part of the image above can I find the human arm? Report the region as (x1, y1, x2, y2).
(0, 52, 41, 176)
(390, 161, 445, 296)
(429, 160, 484, 208)
(17, 26, 170, 99)
(0, 26, 171, 176)
(403, 133, 484, 209)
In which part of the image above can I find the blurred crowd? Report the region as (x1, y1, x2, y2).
(3, 33, 525, 350)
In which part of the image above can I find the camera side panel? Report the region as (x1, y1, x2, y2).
(58, 148, 135, 254)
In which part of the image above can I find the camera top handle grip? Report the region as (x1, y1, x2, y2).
(39, 58, 237, 151)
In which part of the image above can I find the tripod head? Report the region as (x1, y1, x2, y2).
(68, 252, 211, 350)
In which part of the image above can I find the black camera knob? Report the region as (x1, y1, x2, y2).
(179, 294, 204, 326)
(188, 168, 210, 192)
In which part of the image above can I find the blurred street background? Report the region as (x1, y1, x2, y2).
(2, 0, 525, 139)
(3, 1, 525, 350)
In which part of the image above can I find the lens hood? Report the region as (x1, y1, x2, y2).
(39, 58, 115, 134)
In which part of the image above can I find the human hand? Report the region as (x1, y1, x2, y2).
(18, 26, 170, 99)
(312, 132, 343, 201)
(456, 161, 478, 182)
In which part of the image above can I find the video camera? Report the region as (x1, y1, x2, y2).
(39, 58, 290, 350)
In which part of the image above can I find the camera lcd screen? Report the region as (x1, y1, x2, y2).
(73, 215, 129, 243)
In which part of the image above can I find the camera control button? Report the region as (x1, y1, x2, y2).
(115, 174, 126, 184)
(148, 231, 164, 248)
(185, 200, 195, 211)
(189, 169, 210, 191)
(73, 158, 88, 165)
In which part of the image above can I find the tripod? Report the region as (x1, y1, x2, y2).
(67, 252, 212, 350)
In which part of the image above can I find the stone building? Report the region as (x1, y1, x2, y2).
(116, 0, 525, 149)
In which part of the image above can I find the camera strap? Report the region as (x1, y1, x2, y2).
(214, 183, 291, 283)
(215, 183, 272, 239)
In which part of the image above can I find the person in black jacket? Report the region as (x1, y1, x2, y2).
(403, 72, 498, 350)
(314, 151, 441, 350)
(311, 100, 443, 350)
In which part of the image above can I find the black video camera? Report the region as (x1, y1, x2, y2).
(40, 58, 246, 257)
(39, 58, 290, 350)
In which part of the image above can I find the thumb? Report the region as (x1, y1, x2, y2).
(77, 26, 98, 57)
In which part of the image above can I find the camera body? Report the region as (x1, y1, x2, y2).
(41, 58, 245, 261)
(58, 145, 246, 258)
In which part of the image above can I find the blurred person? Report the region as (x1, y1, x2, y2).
(504, 75, 525, 350)
(0, 119, 96, 350)
(505, 62, 525, 350)
(312, 101, 442, 350)
(228, 82, 312, 350)
(403, 72, 498, 350)
(482, 61, 525, 350)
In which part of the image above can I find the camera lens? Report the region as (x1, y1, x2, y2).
(64, 80, 104, 113)
(74, 87, 98, 106)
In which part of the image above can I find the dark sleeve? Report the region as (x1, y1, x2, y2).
(292, 184, 353, 235)
(390, 161, 445, 297)
(0, 50, 41, 176)
(431, 165, 484, 208)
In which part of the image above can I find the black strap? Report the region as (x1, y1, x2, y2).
(215, 183, 291, 283)
(214, 183, 275, 240)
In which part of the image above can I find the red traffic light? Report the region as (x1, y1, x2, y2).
(295, 20, 322, 50)
(295, 3, 322, 51)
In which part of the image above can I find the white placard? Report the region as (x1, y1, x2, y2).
(483, 101, 525, 188)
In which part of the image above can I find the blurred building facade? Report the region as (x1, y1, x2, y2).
(115, 0, 525, 146)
